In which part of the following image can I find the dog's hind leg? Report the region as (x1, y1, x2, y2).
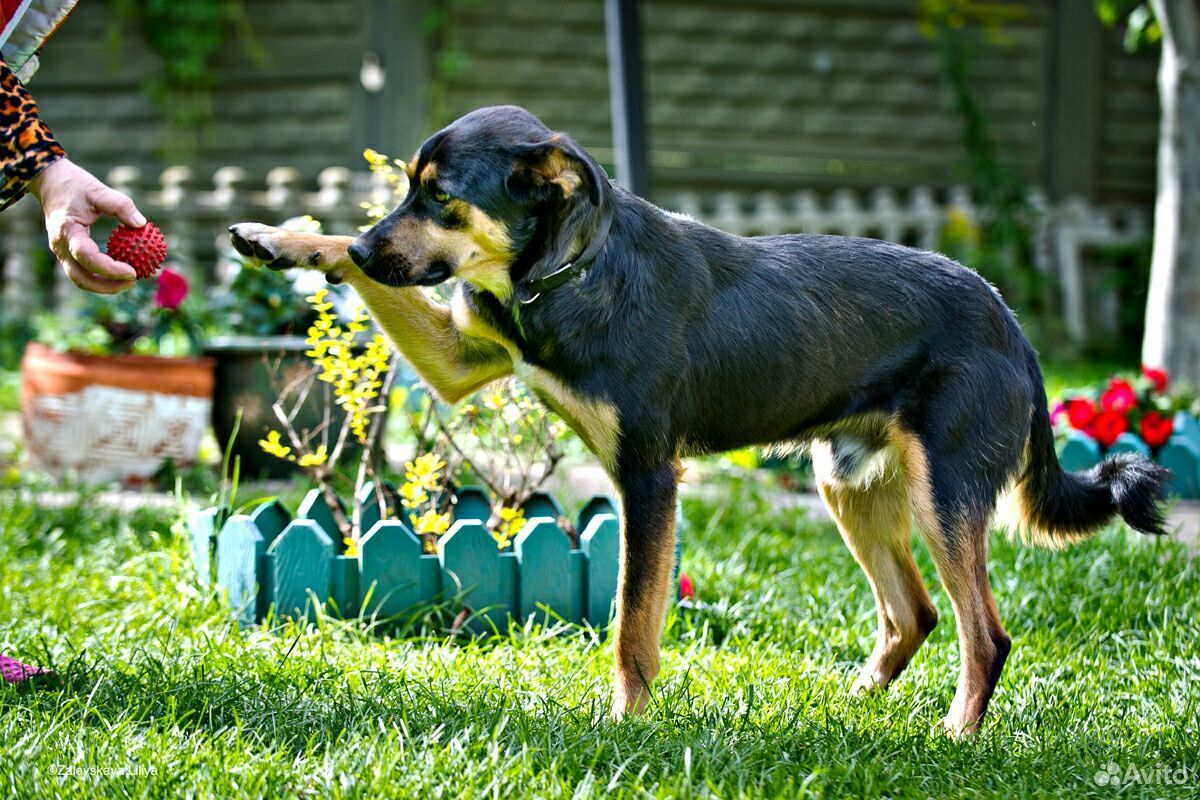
(610, 462, 679, 718)
(893, 427, 1013, 736)
(812, 440, 938, 694)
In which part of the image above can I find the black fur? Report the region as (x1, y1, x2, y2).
(1020, 358, 1170, 539)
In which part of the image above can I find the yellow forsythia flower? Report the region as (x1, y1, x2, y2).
(493, 505, 526, 550)
(258, 430, 293, 460)
(399, 481, 429, 510)
(412, 509, 451, 538)
(298, 445, 328, 467)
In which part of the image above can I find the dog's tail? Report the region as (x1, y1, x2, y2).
(1014, 347, 1170, 546)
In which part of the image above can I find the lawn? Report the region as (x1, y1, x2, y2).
(1, 477, 1197, 799)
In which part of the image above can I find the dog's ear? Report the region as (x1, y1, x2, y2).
(507, 134, 605, 207)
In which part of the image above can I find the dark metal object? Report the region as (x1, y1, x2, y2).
(605, 0, 650, 197)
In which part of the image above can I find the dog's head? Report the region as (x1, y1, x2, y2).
(349, 105, 609, 299)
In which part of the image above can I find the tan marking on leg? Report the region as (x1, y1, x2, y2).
(890, 422, 940, 537)
(610, 483, 676, 718)
(449, 285, 619, 470)
(812, 441, 938, 693)
(891, 423, 1011, 736)
(515, 361, 620, 472)
(922, 520, 1010, 736)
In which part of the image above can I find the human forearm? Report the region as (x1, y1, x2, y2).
(0, 58, 66, 213)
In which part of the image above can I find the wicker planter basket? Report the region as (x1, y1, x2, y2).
(21, 342, 214, 485)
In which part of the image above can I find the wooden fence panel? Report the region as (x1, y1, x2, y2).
(452, 486, 493, 524)
(522, 491, 565, 522)
(1108, 432, 1150, 458)
(440, 520, 516, 634)
(357, 481, 399, 537)
(250, 499, 292, 548)
(1058, 432, 1101, 472)
(187, 506, 225, 587)
(1176, 412, 1200, 451)
(215, 515, 264, 627)
(581, 513, 620, 627)
(297, 488, 347, 546)
(331, 555, 360, 618)
(1160, 436, 1200, 500)
(191, 488, 643, 632)
(578, 495, 618, 534)
(270, 520, 334, 622)
(359, 519, 437, 618)
(514, 517, 577, 625)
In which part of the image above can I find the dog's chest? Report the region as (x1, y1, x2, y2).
(453, 287, 621, 471)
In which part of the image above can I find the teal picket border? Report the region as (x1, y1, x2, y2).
(215, 515, 263, 627)
(440, 520, 517, 634)
(359, 519, 437, 618)
(452, 486, 492, 524)
(1056, 414, 1200, 500)
(1108, 432, 1150, 458)
(357, 481, 399, 538)
(1160, 434, 1200, 500)
(1175, 411, 1200, 450)
(187, 506, 226, 587)
(331, 555, 360, 618)
(1058, 431, 1101, 472)
(250, 499, 291, 547)
(581, 513, 620, 627)
(191, 491, 652, 634)
(578, 495, 618, 533)
(514, 517, 577, 624)
(522, 490, 565, 522)
(297, 489, 347, 546)
(270, 519, 333, 622)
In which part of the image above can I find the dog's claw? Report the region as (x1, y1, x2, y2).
(229, 231, 254, 258)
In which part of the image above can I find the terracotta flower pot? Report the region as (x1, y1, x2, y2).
(20, 342, 214, 484)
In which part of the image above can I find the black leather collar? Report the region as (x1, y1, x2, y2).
(517, 201, 614, 305)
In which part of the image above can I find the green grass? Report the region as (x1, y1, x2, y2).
(2, 479, 1197, 798)
(1040, 357, 1125, 403)
(0, 370, 19, 415)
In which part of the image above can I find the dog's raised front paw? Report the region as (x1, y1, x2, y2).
(228, 223, 297, 271)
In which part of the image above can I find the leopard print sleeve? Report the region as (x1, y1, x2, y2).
(1, 58, 66, 213)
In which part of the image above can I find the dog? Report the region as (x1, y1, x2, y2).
(229, 105, 1168, 735)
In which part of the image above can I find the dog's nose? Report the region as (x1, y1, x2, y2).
(348, 240, 373, 268)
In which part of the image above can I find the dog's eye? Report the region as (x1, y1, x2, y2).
(429, 183, 450, 203)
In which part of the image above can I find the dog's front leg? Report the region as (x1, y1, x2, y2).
(611, 462, 679, 718)
(229, 224, 513, 404)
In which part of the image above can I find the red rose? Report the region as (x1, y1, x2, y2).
(1139, 410, 1174, 449)
(1142, 365, 1169, 394)
(679, 571, 695, 601)
(1100, 378, 1136, 413)
(155, 267, 189, 310)
(1087, 410, 1128, 448)
(1065, 398, 1097, 430)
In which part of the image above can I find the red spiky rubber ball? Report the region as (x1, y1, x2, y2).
(106, 222, 167, 279)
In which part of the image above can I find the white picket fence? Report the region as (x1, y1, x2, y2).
(0, 165, 1150, 343)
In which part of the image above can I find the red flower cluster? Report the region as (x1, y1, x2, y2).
(1054, 366, 1175, 449)
(154, 267, 189, 310)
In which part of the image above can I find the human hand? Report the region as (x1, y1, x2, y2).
(29, 158, 147, 294)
